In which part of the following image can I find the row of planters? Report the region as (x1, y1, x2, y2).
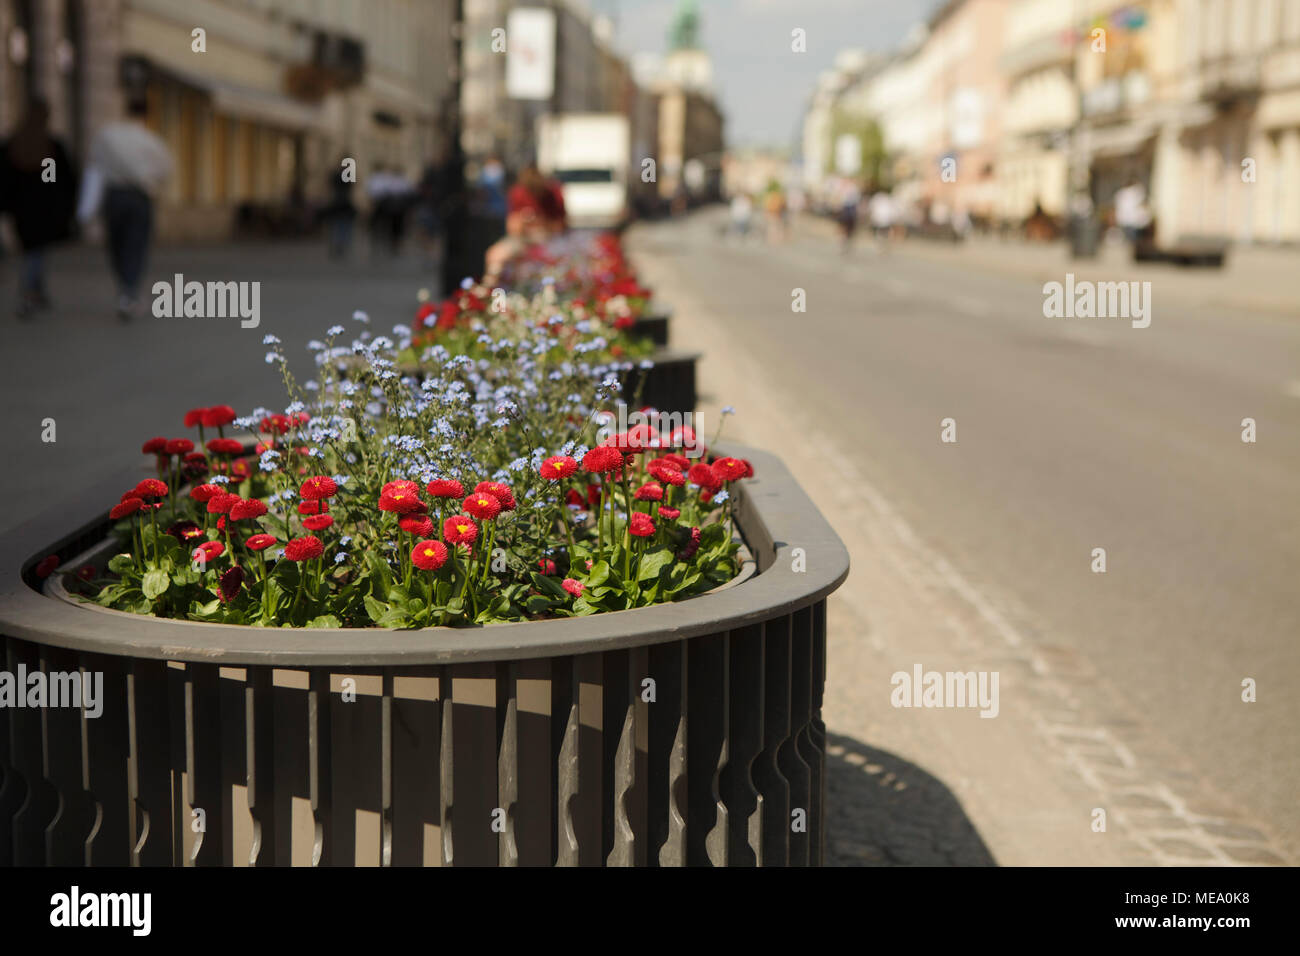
(0, 231, 848, 867)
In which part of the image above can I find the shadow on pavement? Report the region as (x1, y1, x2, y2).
(826, 731, 996, 866)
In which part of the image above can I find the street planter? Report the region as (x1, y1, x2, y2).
(624, 348, 698, 416)
(629, 306, 671, 347)
(0, 444, 848, 867)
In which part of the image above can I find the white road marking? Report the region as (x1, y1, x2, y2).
(949, 298, 990, 317)
(1058, 325, 1109, 346)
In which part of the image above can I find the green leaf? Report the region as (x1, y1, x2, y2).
(530, 573, 567, 599)
(637, 547, 674, 582)
(364, 595, 391, 623)
(107, 554, 135, 575)
(587, 560, 610, 588)
(307, 614, 342, 629)
(142, 569, 170, 600)
(525, 594, 553, 614)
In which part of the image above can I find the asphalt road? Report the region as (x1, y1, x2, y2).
(629, 211, 1300, 858)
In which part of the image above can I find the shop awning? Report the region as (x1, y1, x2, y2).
(147, 59, 326, 131)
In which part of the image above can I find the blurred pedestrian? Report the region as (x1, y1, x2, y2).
(476, 155, 508, 220)
(1, 98, 78, 318)
(321, 154, 357, 258)
(868, 189, 896, 247)
(836, 180, 861, 254)
(484, 164, 567, 280)
(762, 181, 787, 244)
(1114, 178, 1150, 244)
(729, 192, 753, 239)
(76, 96, 173, 319)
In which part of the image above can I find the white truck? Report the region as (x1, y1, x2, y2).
(536, 113, 630, 229)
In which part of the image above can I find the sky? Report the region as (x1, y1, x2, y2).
(589, 0, 939, 150)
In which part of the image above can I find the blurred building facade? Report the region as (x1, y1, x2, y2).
(635, 0, 724, 204)
(3, 0, 456, 240)
(804, 0, 1300, 246)
(4, 0, 726, 241)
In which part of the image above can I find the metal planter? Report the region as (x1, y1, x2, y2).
(623, 348, 698, 416)
(0, 445, 847, 867)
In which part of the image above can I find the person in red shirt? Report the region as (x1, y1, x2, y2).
(506, 164, 567, 239)
(484, 164, 568, 280)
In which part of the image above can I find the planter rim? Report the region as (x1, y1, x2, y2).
(0, 444, 848, 666)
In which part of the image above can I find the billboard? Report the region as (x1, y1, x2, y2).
(505, 7, 556, 101)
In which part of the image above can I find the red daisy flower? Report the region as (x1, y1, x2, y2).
(712, 457, 748, 482)
(583, 445, 623, 474)
(411, 539, 449, 571)
(658, 506, 681, 521)
(562, 578, 585, 597)
(383, 479, 422, 497)
(587, 483, 602, 506)
(246, 533, 277, 551)
(207, 492, 239, 514)
(229, 458, 252, 479)
(537, 558, 557, 575)
(190, 483, 223, 503)
(192, 540, 225, 563)
(443, 514, 478, 545)
(228, 498, 269, 521)
(183, 408, 208, 428)
(740, 459, 755, 478)
(662, 453, 691, 471)
(463, 492, 501, 520)
(565, 489, 585, 508)
(668, 426, 702, 452)
(634, 482, 664, 502)
(284, 536, 324, 562)
(629, 512, 656, 537)
(206, 437, 244, 456)
(647, 459, 685, 486)
(426, 478, 464, 499)
(201, 405, 237, 428)
(110, 498, 143, 520)
(378, 491, 426, 514)
(141, 436, 168, 455)
(133, 478, 169, 499)
(303, 514, 335, 532)
(34, 555, 60, 578)
(678, 527, 702, 561)
(539, 455, 578, 480)
(397, 514, 432, 536)
(77, 566, 96, 582)
(166, 521, 204, 542)
(164, 438, 194, 456)
(218, 566, 245, 603)
(603, 423, 657, 454)
(300, 475, 338, 500)
(259, 414, 292, 436)
(687, 463, 722, 493)
(474, 481, 516, 511)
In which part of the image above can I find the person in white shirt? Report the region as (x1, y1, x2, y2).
(77, 97, 173, 318)
(1113, 179, 1150, 243)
